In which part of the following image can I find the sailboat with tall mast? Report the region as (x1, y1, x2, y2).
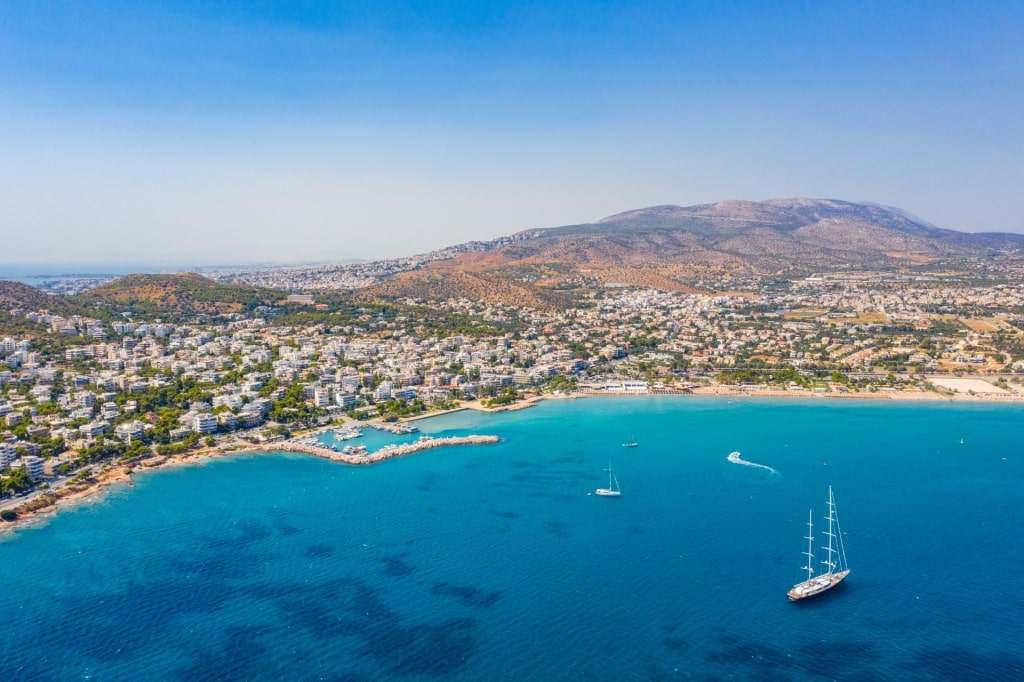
(787, 486, 849, 602)
(595, 463, 621, 497)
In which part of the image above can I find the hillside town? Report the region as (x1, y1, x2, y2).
(2, 273, 1024, 507)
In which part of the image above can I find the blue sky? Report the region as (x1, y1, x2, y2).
(1, 1, 1022, 267)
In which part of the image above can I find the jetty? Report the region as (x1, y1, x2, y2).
(247, 434, 499, 465)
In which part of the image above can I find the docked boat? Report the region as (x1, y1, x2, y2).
(787, 486, 849, 602)
(333, 428, 363, 442)
(595, 463, 622, 497)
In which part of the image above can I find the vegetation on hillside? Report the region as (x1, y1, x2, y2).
(71, 273, 283, 321)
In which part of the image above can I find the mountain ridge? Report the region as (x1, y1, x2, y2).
(357, 197, 1024, 306)
(3, 198, 1023, 313)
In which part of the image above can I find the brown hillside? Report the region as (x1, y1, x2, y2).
(0, 280, 70, 312)
(357, 198, 1024, 306)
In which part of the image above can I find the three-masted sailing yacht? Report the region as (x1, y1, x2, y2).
(787, 486, 849, 602)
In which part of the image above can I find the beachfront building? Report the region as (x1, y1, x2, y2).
(192, 413, 219, 434)
(17, 455, 45, 481)
(393, 387, 417, 401)
(238, 410, 264, 428)
(218, 413, 238, 431)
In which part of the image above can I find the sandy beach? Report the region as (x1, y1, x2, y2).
(683, 383, 1024, 402)
(399, 394, 547, 422)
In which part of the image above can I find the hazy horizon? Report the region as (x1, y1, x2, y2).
(0, 259, 366, 280)
(3, 2, 1022, 266)
(0, 195, 990, 274)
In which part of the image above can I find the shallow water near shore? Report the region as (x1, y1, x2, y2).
(1, 397, 1022, 680)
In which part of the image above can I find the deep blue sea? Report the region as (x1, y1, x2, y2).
(2, 397, 1022, 680)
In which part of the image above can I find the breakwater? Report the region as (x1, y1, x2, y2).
(248, 434, 500, 465)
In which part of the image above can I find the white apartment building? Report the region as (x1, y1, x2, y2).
(373, 381, 394, 403)
(79, 420, 109, 437)
(192, 413, 219, 434)
(0, 444, 17, 470)
(313, 387, 331, 408)
(114, 421, 146, 442)
(19, 456, 45, 480)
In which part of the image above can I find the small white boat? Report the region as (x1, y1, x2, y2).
(595, 463, 621, 497)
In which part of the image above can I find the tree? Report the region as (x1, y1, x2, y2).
(1, 468, 33, 497)
(547, 375, 578, 393)
(483, 387, 520, 407)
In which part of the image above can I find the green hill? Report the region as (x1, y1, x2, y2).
(71, 273, 285, 320)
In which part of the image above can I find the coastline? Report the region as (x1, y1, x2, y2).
(399, 394, 548, 422)
(3, 385, 1019, 536)
(0, 466, 135, 538)
(682, 384, 1024, 402)
(0, 433, 501, 536)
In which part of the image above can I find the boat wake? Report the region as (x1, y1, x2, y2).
(727, 451, 779, 476)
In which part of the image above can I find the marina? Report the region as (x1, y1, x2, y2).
(369, 422, 420, 435)
(250, 433, 499, 465)
(293, 426, 364, 451)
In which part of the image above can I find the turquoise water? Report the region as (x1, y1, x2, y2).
(2, 397, 1022, 680)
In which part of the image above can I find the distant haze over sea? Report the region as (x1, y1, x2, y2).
(0, 259, 369, 286)
(0, 264, 281, 286)
(0, 265, 148, 286)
